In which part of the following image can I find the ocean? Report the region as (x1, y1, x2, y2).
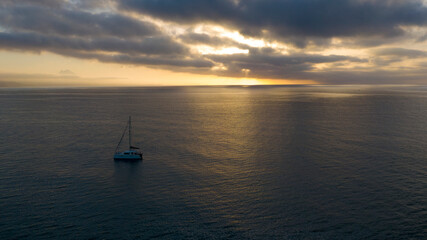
(0, 85, 426, 239)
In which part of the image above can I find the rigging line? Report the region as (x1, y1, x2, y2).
(115, 122, 128, 153)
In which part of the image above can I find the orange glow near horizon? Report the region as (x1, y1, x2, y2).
(0, 51, 319, 87)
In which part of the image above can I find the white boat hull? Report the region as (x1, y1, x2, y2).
(114, 153, 142, 161)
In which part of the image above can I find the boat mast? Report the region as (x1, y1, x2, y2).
(128, 116, 132, 150)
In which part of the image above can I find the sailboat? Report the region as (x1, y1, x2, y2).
(114, 116, 143, 161)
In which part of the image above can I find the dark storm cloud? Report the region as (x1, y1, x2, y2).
(0, 5, 159, 38)
(370, 48, 427, 67)
(67, 0, 115, 9)
(0, 0, 113, 9)
(52, 49, 214, 68)
(0, 1, 213, 70)
(373, 48, 427, 58)
(121, 0, 427, 41)
(0, 0, 63, 7)
(312, 69, 427, 85)
(0, 32, 188, 55)
(207, 49, 365, 78)
(1, 0, 427, 84)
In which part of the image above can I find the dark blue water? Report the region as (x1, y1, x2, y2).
(0, 86, 427, 239)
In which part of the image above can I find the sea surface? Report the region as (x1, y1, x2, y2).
(0, 85, 427, 239)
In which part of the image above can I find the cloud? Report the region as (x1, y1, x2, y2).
(0, 72, 80, 87)
(0, 72, 125, 87)
(178, 32, 249, 49)
(369, 47, 427, 66)
(0, 32, 188, 56)
(120, 0, 427, 42)
(51, 49, 214, 68)
(373, 48, 427, 58)
(312, 69, 427, 85)
(0, 0, 64, 7)
(207, 49, 365, 79)
(0, 5, 159, 38)
(59, 69, 75, 75)
(0, 1, 213, 71)
(0, 0, 427, 84)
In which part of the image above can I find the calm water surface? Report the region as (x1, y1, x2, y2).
(0, 86, 427, 239)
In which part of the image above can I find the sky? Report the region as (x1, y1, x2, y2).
(1, 0, 427, 87)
